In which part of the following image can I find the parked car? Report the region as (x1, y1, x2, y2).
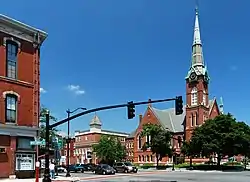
(94, 164, 116, 175)
(83, 163, 97, 172)
(56, 165, 67, 173)
(68, 164, 86, 173)
(113, 162, 138, 173)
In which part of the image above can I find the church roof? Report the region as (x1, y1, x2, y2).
(127, 99, 216, 138)
(151, 107, 185, 133)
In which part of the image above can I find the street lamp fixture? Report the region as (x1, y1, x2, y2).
(65, 107, 87, 177)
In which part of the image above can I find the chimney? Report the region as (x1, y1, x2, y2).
(139, 114, 142, 123)
(148, 99, 152, 107)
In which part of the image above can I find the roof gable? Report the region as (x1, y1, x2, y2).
(151, 106, 186, 133)
(209, 98, 220, 118)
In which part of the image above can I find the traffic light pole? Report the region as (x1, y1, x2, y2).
(42, 110, 51, 182)
(49, 97, 177, 129)
(43, 96, 181, 182)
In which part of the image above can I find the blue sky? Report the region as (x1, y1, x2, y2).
(1, 0, 250, 134)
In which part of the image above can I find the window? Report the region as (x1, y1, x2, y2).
(194, 113, 197, 126)
(190, 114, 193, 127)
(150, 155, 153, 162)
(146, 135, 151, 145)
(191, 87, 198, 106)
(203, 91, 206, 105)
(177, 136, 182, 148)
(6, 94, 17, 123)
(16, 154, 35, 171)
(142, 155, 144, 162)
(17, 137, 33, 150)
(138, 135, 142, 149)
(138, 155, 141, 162)
(6, 41, 18, 79)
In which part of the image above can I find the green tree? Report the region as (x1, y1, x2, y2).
(190, 113, 250, 166)
(93, 135, 126, 165)
(140, 123, 172, 167)
(181, 141, 194, 166)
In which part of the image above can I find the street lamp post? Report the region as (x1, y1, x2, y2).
(65, 107, 87, 177)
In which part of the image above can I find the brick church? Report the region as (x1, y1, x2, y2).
(68, 7, 224, 166)
(126, 7, 224, 164)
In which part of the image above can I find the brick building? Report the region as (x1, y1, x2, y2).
(68, 114, 129, 164)
(0, 14, 47, 178)
(61, 137, 75, 166)
(125, 8, 223, 165)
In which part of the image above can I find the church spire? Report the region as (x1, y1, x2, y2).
(193, 6, 201, 45)
(191, 4, 204, 68)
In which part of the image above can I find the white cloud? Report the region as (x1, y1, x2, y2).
(40, 87, 47, 93)
(67, 84, 85, 95)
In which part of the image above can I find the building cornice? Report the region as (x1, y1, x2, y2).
(0, 123, 38, 137)
(0, 14, 48, 44)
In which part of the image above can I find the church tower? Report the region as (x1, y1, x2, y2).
(185, 6, 210, 141)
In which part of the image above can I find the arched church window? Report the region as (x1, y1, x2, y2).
(195, 112, 198, 126)
(203, 90, 206, 105)
(138, 134, 142, 149)
(191, 87, 198, 106)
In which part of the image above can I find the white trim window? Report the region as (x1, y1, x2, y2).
(203, 91, 206, 106)
(6, 94, 18, 123)
(6, 40, 18, 79)
(191, 87, 198, 106)
(16, 153, 35, 171)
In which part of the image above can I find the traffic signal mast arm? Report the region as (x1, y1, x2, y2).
(49, 97, 177, 129)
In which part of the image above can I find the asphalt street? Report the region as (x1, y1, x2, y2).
(60, 170, 250, 182)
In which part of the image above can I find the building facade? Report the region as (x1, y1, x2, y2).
(68, 114, 129, 164)
(126, 8, 223, 165)
(0, 14, 47, 178)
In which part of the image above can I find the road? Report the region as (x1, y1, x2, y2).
(60, 170, 250, 182)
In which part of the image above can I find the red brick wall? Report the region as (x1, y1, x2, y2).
(0, 32, 38, 127)
(0, 135, 16, 178)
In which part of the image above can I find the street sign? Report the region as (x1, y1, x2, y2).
(58, 139, 63, 149)
(30, 139, 46, 146)
(30, 141, 42, 146)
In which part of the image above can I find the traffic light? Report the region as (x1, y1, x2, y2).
(127, 101, 135, 119)
(175, 96, 183, 115)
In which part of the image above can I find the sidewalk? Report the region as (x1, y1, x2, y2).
(0, 176, 80, 182)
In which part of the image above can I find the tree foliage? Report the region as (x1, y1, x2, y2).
(93, 135, 126, 165)
(140, 123, 172, 167)
(186, 113, 250, 166)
